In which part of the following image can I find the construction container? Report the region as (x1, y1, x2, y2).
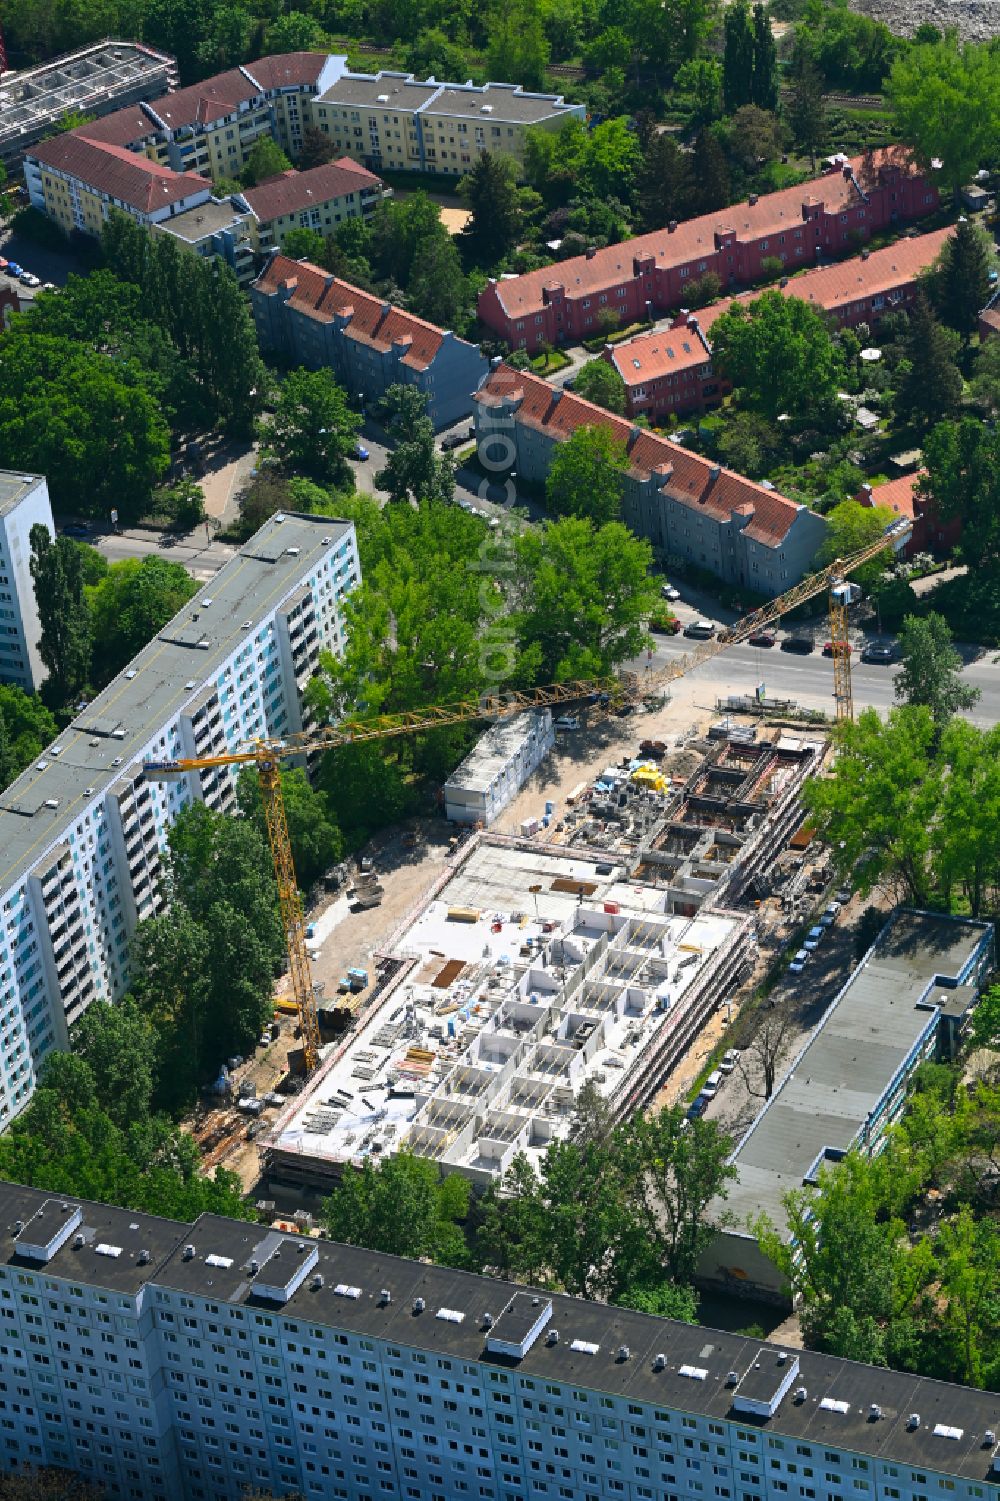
(447, 906, 480, 923)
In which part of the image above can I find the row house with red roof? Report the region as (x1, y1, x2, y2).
(608, 226, 955, 422)
(857, 475, 961, 558)
(479, 151, 938, 353)
(474, 365, 828, 594)
(251, 255, 489, 429)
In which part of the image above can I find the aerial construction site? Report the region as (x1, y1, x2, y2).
(257, 719, 827, 1193)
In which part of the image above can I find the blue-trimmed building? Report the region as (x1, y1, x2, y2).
(699, 908, 994, 1303)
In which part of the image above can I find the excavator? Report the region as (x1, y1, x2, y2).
(144, 519, 911, 1073)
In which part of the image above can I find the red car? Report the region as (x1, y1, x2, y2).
(747, 630, 776, 647)
(823, 641, 854, 656)
(651, 615, 681, 635)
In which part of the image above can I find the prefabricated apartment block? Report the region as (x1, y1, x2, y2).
(699, 908, 994, 1304)
(0, 1180, 998, 1501)
(0, 512, 359, 1126)
(444, 710, 555, 827)
(0, 470, 56, 693)
(261, 838, 753, 1190)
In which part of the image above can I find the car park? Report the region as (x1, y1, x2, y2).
(803, 924, 824, 951)
(554, 714, 580, 731)
(684, 619, 716, 639)
(788, 948, 809, 974)
(861, 639, 898, 664)
(781, 635, 814, 653)
(660, 583, 680, 601)
(748, 629, 776, 647)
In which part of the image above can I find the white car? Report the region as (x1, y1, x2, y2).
(720, 1048, 741, 1075)
(20, 272, 41, 288)
(554, 715, 580, 731)
(788, 949, 809, 974)
(661, 583, 681, 602)
(803, 925, 824, 951)
(819, 901, 841, 927)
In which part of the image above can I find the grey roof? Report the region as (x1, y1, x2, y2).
(0, 512, 353, 898)
(0, 469, 44, 519)
(318, 71, 440, 111)
(157, 197, 250, 243)
(0, 1179, 997, 1478)
(720, 909, 993, 1237)
(444, 709, 548, 795)
(425, 82, 579, 124)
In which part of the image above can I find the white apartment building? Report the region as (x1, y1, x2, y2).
(0, 471, 56, 693)
(444, 710, 555, 826)
(0, 511, 359, 1127)
(0, 1179, 997, 1501)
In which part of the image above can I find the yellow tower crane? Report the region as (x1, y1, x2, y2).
(143, 520, 910, 1074)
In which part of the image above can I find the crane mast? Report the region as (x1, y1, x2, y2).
(144, 519, 910, 1076)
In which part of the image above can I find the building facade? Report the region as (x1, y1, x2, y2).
(0, 512, 359, 1127)
(479, 152, 939, 353)
(444, 710, 555, 826)
(0, 1178, 997, 1501)
(308, 72, 584, 178)
(238, 158, 387, 254)
(857, 476, 961, 559)
(0, 471, 56, 693)
(700, 909, 994, 1304)
(605, 314, 728, 423)
(0, 40, 177, 170)
(252, 255, 489, 429)
(474, 365, 827, 594)
(24, 131, 214, 238)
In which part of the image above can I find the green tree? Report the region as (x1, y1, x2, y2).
(616, 1279, 700, 1322)
(258, 368, 360, 485)
(967, 983, 1000, 1052)
(573, 358, 628, 414)
(237, 766, 343, 890)
(374, 420, 455, 505)
(297, 125, 338, 171)
(894, 611, 979, 725)
(130, 906, 211, 1114)
(378, 384, 433, 442)
(407, 232, 468, 330)
(87, 555, 198, 686)
(280, 226, 327, 262)
(932, 720, 1000, 916)
(72, 998, 158, 1132)
(368, 193, 442, 288)
(0, 686, 58, 790)
(674, 58, 723, 125)
(787, 44, 826, 169)
(933, 219, 993, 343)
(969, 331, 1000, 419)
(322, 1150, 471, 1265)
(888, 37, 1000, 202)
(722, 0, 754, 113)
(936, 1209, 1000, 1388)
(158, 478, 207, 532)
(545, 425, 627, 524)
(580, 118, 642, 201)
(29, 524, 91, 705)
(405, 27, 471, 79)
(689, 128, 730, 214)
(264, 10, 327, 51)
(513, 517, 658, 681)
(920, 419, 1000, 569)
(487, 0, 551, 91)
(460, 152, 524, 262)
(750, 1, 779, 111)
(239, 136, 292, 188)
(711, 291, 840, 424)
(804, 705, 943, 904)
(315, 742, 417, 849)
(815, 498, 895, 588)
(716, 410, 782, 480)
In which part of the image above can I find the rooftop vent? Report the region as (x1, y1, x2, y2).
(654, 1353, 667, 1371)
(73, 1233, 85, 1249)
(820, 1398, 850, 1415)
(202, 597, 213, 607)
(933, 1425, 964, 1441)
(311, 1274, 324, 1290)
(437, 1307, 465, 1324)
(205, 1253, 233, 1269)
(138, 1249, 151, 1265)
(13, 1220, 22, 1235)
(286, 546, 301, 557)
(869, 1405, 883, 1421)
(379, 1288, 392, 1305)
(84, 787, 95, 797)
(907, 1414, 921, 1431)
(249, 1259, 259, 1275)
(617, 1345, 630, 1362)
(334, 1283, 361, 1299)
(794, 1386, 807, 1403)
(570, 1339, 600, 1355)
(413, 1296, 426, 1314)
(242, 620, 253, 630)
(679, 1364, 708, 1381)
(126, 670, 137, 680)
(983, 1430, 996, 1447)
(726, 1371, 739, 1387)
(185, 680, 197, 690)
(482, 1312, 494, 1330)
(44, 799, 59, 810)
(377, 93, 389, 102)
(95, 1243, 122, 1258)
(50, 745, 62, 756)
(546, 1328, 560, 1346)
(182, 1244, 195, 1261)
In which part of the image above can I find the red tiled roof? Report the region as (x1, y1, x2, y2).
(609, 321, 711, 388)
(475, 365, 806, 547)
(254, 255, 445, 370)
(981, 306, 1000, 337)
(243, 159, 381, 223)
(864, 473, 925, 522)
(77, 104, 161, 149)
(29, 133, 209, 215)
(148, 68, 260, 130)
(490, 151, 918, 320)
(694, 226, 954, 335)
(245, 51, 332, 90)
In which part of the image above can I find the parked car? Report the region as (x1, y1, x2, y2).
(0, 258, 8, 271)
(660, 583, 681, 601)
(686, 1093, 709, 1120)
(351, 443, 370, 461)
(781, 635, 814, 654)
(747, 629, 776, 647)
(440, 432, 466, 451)
(6, 262, 23, 278)
(62, 522, 90, 538)
(803, 924, 825, 951)
(19, 271, 40, 287)
(684, 619, 716, 639)
(720, 1048, 741, 1075)
(819, 901, 841, 927)
(788, 949, 809, 974)
(861, 639, 898, 664)
(554, 714, 580, 731)
(835, 886, 852, 904)
(823, 640, 853, 656)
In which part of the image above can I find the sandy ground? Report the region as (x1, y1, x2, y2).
(439, 206, 471, 235)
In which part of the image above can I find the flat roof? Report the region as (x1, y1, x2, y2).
(425, 82, 579, 124)
(318, 71, 440, 111)
(719, 909, 992, 1237)
(0, 512, 353, 899)
(0, 469, 44, 519)
(0, 1179, 995, 1477)
(158, 197, 251, 242)
(445, 710, 550, 795)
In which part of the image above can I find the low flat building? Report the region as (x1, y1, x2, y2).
(700, 908, 994, 1304)
(444, 709, 554, 826)
(479, 151, 939, 352)
(1, 1177, 999, 1501)
(0, 511, 359, 1127)
(152, 196, 257, 285)
(0, 40, 176, 169)
(251, 253, 489, 429)
(474, 364, 828, 594)
(310, 71, 584, 178)
(0, 471, 56, 693)
(238, 157, 387, 253)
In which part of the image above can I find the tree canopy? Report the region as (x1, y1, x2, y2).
(258, 367, 360, 485)
(888, 36, 1000, 201)
(29, 524, 91, 706)
(573, 358, 628, 414)
(894, 611, 979, 725)
(0, 686, 58, 792)
(87, 555, 198, 687)
(545, 424, 627, 524)
(710, 291, 840, 424)
(322, 1150, 471, 1266)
